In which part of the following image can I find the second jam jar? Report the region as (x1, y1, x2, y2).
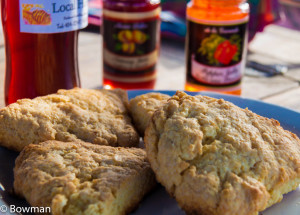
(185, 0, 249, 95)
(102, 0, 161, 90)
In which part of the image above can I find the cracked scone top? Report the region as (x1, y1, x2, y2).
(145, 91, 300, 215)
(14, 140, 156, 215)
(129, 92, 170, 135)
(0, 88, 139, 151)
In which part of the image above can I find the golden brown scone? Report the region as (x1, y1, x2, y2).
(129, 92, 170, 135)
(14, 140, 156, 215)
(145, 91, 300, 215)
(0, 88, 139, 151)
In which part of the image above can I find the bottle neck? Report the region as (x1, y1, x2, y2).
(191, 0, 246, 8)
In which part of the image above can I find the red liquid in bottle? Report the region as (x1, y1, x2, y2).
(102, 0, 161, 90)
(1, 0, 81, 105)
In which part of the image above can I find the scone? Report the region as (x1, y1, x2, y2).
(14, 140, 156, 215)
(0, 88, 139, 151)
(129, 92, 170, 135)
(145, 91, 300, 215)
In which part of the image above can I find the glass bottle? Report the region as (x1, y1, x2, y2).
(102, 0, 161, 90)
(185, 0, 249, 95)
(1, 0, 88, 105)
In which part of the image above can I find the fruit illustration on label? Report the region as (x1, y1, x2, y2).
(198, 34, 241, 65)
(214, 40, 238, 65)
(118, 30, 133, 43)
(114, 30, 148, 54)
(23, 9, 51, 25)
(122, 43, 135, 54)
(133, 30, 147, 44)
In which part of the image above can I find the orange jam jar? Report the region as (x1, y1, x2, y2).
(185, 0, 249, 95)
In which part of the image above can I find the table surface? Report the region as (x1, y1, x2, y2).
(0, 27, 300, 112)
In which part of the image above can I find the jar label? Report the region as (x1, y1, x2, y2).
(102, 8, 160, 80)
(186, 19, 248, 86)
(19, 0, 88, 33)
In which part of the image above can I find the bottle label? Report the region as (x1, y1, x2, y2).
(186, 18, 248, 86)
(102, 8, 160, 81)
(19, 0, 88, 33)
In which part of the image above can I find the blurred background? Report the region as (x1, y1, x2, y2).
(86, 0, 300, 41)
(85, 0, 300, 83)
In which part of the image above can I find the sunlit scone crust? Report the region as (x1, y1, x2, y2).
(129, 93, 170, 135)
(14, 141, 156, 215)
(0, 88, 139, 151)
(145, 91, 300, 215)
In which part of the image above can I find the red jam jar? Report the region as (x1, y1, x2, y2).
(102, 0, 161, 90)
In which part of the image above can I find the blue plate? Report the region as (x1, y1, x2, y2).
(0, 90, 299, 215)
